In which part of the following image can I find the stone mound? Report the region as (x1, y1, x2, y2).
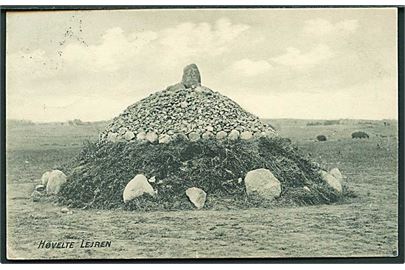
(100, 64, 275, 143)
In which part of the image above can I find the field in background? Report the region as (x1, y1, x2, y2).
(6, 119, 399, 259)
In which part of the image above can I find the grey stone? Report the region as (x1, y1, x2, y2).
(107, 132, 118, 142)
(240, 131, 253, 140)
(228, 130, 240, 141)
(158, 134, 171, 144)
(216, 131, 227, 140)
(182, 64, 201, 88)
(136, 131, 147, 141)
(188, 132, 200, 142)
(146, 132, 158, 143)
(123, 131, 135, 141)
(244, 168, 281, 200)
(202, 131, 214, 140)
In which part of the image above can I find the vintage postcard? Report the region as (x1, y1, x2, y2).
(2, 7, 402, 261)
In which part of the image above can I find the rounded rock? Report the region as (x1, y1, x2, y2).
(240, 131, 253, 140)
(216, 131, 227, 140)
(46, 170, 68, 195)
(188, 132, 200, 142)
(244, 168, 281, 200)
(123, 131, 135, 141)
(228, 130, 240, 141)
(146, 132, 158, 143)
(159, 134, 171, 144)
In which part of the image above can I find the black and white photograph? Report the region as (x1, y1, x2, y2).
(1, 6, 403, 261)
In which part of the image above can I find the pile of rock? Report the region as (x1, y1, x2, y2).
(100, 64, 275, 144)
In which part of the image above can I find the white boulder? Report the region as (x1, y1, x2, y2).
(244, 168, 281, 200)
(216, 131, 227, 140)
(123, 174, 155, 203)
(41, 171, 50, 186)
(46, 170, 68, 195)
(320, 170, 342, 193)
(228, 130, 240, 141)
(159, 134, 171, 144)
(186, 187, 207, 209)
(240, 131, 253, 140)
(146, 132, 158, 143)
(330, 168, 344, 183)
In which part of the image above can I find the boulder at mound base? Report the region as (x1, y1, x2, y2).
(186, 187, 207, 209)
(330, 168, 344, 183)
(46, 170, 67, 195)
(244, 168, 281, 200)
(320, 170, 342, 193)
(41, 171, 50, 186)
(123, 174, 155, 203)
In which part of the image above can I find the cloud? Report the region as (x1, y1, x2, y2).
(156, 18, 249, 64)
(303, 18, 359, 36)
(62, 27, 158, 72)
(270, 44, 334, 68)
(230, 59, 273, 77)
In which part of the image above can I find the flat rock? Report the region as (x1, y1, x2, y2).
(46, 170, 68, 195)
(123, 174, 155, 203)
(186, 187, 207, 209)
(244, 168, 281, 200)
(320, 170, 342, 193)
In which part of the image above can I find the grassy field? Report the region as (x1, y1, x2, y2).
(5, 119, 399, 259)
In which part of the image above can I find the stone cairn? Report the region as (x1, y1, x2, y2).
(100, 64, 276, 144)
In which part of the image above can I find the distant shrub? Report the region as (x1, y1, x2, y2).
(323, 120, 340, 125)
(316, 135, 327, 141)
(307, 120, 340, 126)
(307, 122, 323, 126)
(352, 131, 369, 139)
(68, 119, 86, 126)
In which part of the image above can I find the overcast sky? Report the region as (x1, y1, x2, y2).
(6, 8, 398, 122)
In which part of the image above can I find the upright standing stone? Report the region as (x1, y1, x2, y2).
(182, 64, 201, 89)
